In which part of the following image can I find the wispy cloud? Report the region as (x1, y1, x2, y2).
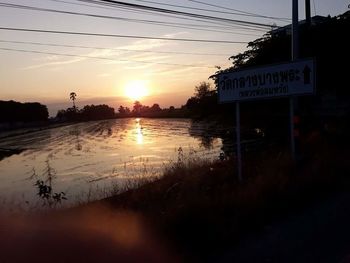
(117, 32, 186, 51)
(22, 32, 188, 70)
(22, 57, 85, 70)
(32, 55, 61, 61)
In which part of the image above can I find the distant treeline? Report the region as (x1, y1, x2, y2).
(117, 101, 189, 118)
(56, 101, 189, 121)
(0, 100, 48, 123)
(56, 104, 115, 121)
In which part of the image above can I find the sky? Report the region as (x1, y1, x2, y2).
(0, 0, 348, 116)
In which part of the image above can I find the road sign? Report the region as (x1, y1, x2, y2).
(218, 58, 315, 103)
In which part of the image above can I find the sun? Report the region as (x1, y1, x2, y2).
(124, 80, 149, 101)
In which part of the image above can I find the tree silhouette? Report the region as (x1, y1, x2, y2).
(133, 101, 143, 114)
(150, 103, 161, 112)
(70, 92, 77, 110)
(185, 81, 218, 118)
(194, 82, 215, 99)
(118, 105, 126, 114)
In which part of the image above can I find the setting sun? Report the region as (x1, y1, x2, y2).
(124, 80, 149, 101)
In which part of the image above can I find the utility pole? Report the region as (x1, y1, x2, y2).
(292, 0, 299, 61)
(305, 0, 311, 26)
(290, 0, 299, 161)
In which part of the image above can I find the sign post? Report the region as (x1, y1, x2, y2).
(290, 0, 300, 161)
(218, 58, 315, 181)
(236, 102, 242, 182)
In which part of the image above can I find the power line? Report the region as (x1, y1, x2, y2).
(109, 6, 267, 33)
(78, 0, 275, 29)
(188, 0, 290, 22)
(0, 27, 249, 44)
(67, 1, 261, 31)
(133, 0, 290, 22)
(109, 5, 268, 32)
(0, 39, 232, 56)
(72, 0, 270, 32)
(48, 0, 116, 10)
(48, 0, 274, 32)
(79, 0, 277, 36)
(0, 3, 262, 36)
(0, 47, 216, 68)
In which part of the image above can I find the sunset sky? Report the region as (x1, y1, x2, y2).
(0, 0, 348, 116)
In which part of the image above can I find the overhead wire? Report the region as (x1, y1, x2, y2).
(77, 0, 278, 36)
(102, 5, 267, 32)
(78, 0, 276, 29)
(136, 0, 291, 22)
(98, 5, 266, 32)
(52, 0, 285, 23)
(0, 39, 232, 56)
(63, 1, 252, 31)
(101, 4, 269, 32)
(48, 0, 116, 10)
(50, 0, 245, 31)
(0, 27, 249, 44)
(47, 0, 273, 33)
(188, 0, 291, 22)
(0, 2, 264, 35)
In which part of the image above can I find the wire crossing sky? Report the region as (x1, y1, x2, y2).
(78, 0, 276, 28)
(0, 0, 348, 116)
(0, 27, 250, 44)
(0, 40, 233, 56)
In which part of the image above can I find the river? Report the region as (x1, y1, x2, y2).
(0, 118, 233, 209)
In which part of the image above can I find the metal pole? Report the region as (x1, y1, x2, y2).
(305, 0, 311, 26)
(290, 0, 299, 161)
(236, 102, 242, 182)
(289, 97, 295, 160)
(292, 0, 299, 61)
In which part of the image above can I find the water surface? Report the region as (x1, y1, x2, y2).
(0, 118, 226, 208)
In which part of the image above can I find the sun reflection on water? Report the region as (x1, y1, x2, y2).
(135, 118, 143, 145)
